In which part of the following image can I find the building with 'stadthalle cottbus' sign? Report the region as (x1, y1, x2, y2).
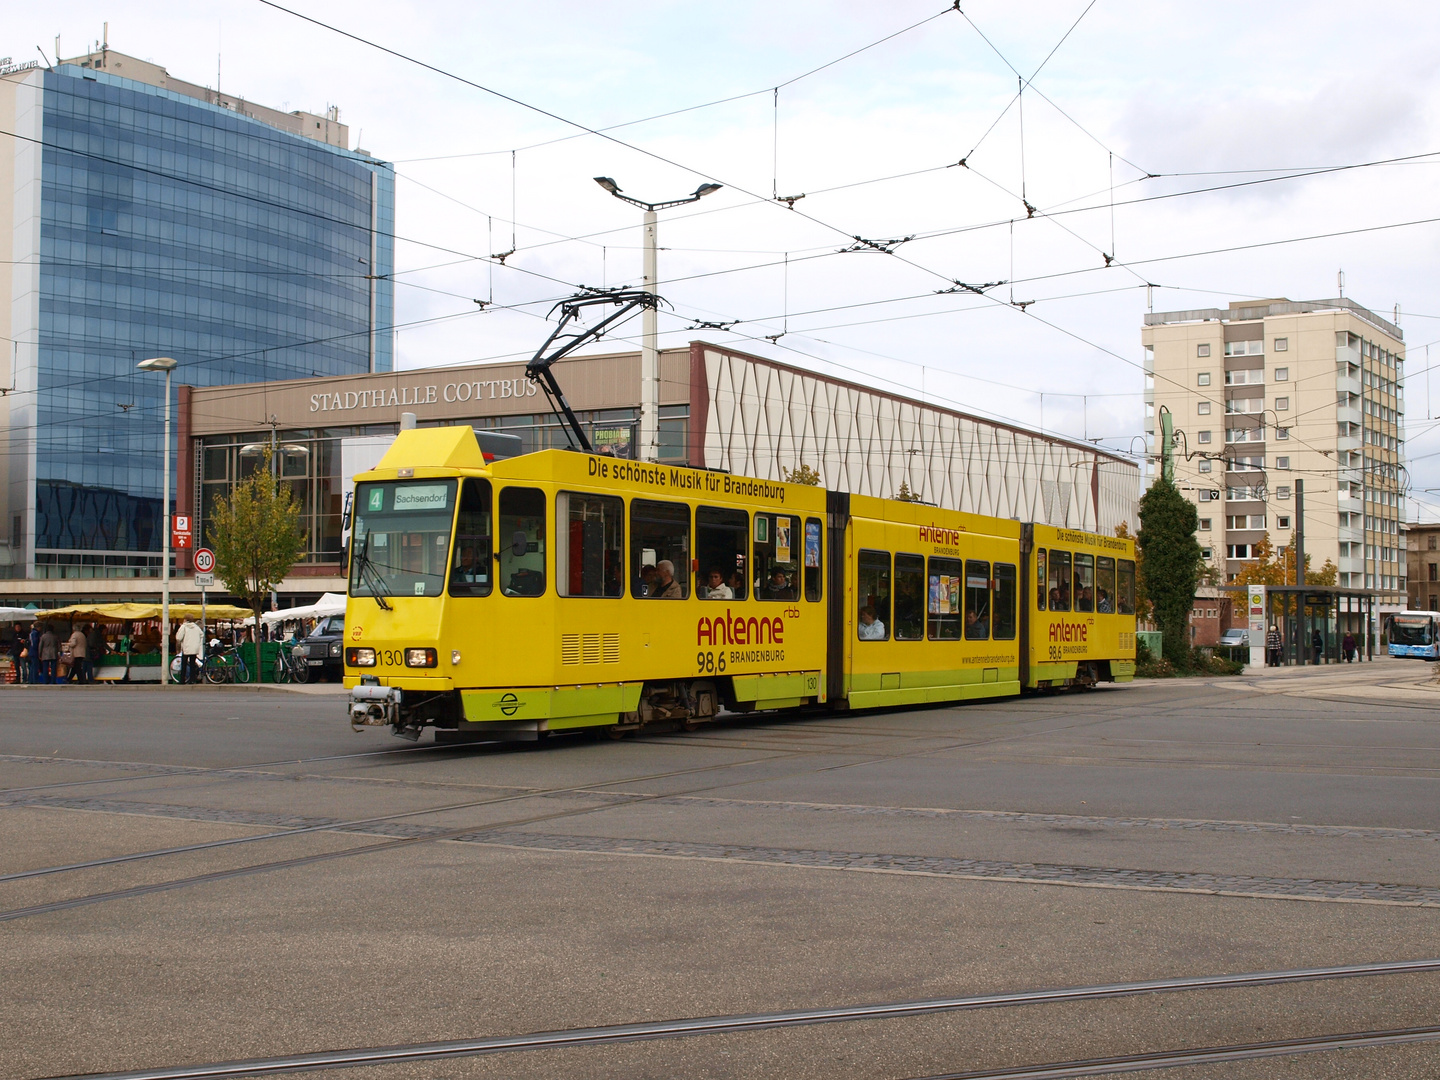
(0, 341, 1138, 606)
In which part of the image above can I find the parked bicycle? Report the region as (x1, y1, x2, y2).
(204, 643, 251, 685)
(273, 643, 309, 684)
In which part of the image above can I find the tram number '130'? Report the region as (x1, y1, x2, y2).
(697, 651, 728, 674)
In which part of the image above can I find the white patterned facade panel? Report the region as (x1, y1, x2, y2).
(699, 347, 1137, 533)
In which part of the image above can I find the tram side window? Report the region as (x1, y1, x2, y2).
(754, 512, 800, 600)
(1096, 556, 1116, 614)
(557, 491, 623, 597)
(993, 564, 1017, 640)
(803, 517, 823, 602)
(1036, 548, 1047, 610)
(857, 550, 890, 640)
(894, 554, 925, 640)
(631, 499, 689, 599)
(965, 560, 991, 640)
(498, 487, 546, 596)
(928, 556, 963, 640)
(1117, 559, 1136, 615)
(697, 506, 747, 600)
(1074, 553, 1095, 613)
(1048, 549, 1071, 611)
(448, 478, 492, 597)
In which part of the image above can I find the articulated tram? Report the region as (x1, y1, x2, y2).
(345, 426, 1136, 740)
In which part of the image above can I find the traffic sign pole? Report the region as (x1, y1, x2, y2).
(191, 548, 214, 672)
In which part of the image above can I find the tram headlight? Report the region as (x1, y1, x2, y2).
(451, 650, 462, 665)
(347, 647, 376, 667)
(405, 647, 438, 668)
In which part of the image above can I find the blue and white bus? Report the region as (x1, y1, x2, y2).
(1387, 611, 1440, 659)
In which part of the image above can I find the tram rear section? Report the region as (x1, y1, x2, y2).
(345, 426, 1136, 741)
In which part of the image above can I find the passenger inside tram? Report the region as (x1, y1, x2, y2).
(702, 569, 733, 599)
(858, 606, 886, 640)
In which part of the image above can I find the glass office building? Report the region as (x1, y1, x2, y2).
(0, 51, 394, 581)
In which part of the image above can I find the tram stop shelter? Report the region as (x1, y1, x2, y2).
(1227, 585, 1378, 666)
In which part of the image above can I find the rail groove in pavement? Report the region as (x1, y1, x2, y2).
(38, 958, 1440, 1080)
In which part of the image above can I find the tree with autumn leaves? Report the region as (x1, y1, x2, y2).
(1231, 533, 1337, 587)
(207, 446, 308, 631)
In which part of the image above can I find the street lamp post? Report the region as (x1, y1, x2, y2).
(138, 357, 178, 685)
(593, 177, 722, 461)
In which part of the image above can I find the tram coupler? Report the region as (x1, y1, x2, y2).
(349, 685, 403, 731)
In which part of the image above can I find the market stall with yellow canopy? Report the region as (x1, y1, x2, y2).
(39, 602, 255, 681)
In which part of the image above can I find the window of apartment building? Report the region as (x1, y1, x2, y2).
(1276, 427, 1290, 440)
(1430, 563, 1437, 582)
(1273, 338, 1288, 352)
(1275, 396, 1290, 411)
(1276, 486, 1290, 500)
(1197, 401, 1211, 415)
(1226, 397, 1264, 413)
(1226, 515, 1265, 530)
(1274, 366, 1288, 380)
(1227, 544, 1253, 559)
(1277, 515, 1290, 529)
(1429, 535, 1437, 551)
(1201, 546, 1213, 560)
(1197, 431, 1212, 444)
(1225, 340, 1265, 357)
(1225, 369, 1263, 386)
(1199, 518, 1212, 530)
(1275, 456, 1290, 469)
(1197, 344, 1211, 358)
(1198, 459, 1212, 473)
(1197, 371, 1211, 386)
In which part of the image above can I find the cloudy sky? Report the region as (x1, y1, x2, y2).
(18, 1, 1440, 511)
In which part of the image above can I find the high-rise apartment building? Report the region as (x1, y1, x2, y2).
(1143, 298, 1405, 602)
(0, 47, 394, 583)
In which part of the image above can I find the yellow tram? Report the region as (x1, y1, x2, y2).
(344, 426, 1136, 740)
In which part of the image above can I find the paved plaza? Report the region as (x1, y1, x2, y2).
(3, 660, 1440, 1078)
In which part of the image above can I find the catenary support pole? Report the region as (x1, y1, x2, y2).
(640, 209, 659, 462)
(1294, 479, 1306, 588)
(161, 366, 172, 686)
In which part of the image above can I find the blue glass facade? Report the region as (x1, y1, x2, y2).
(26, 64, 394, 576)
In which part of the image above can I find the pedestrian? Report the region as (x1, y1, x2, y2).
(38, 622, 59, 683)
(1342, 630, 1357, 664)
(1265, 624, 1282, 667)
(8, 631, 26, 683)
(175, 616, 204, 684)
(66, 622, 90, 683)
(28, 621, 42, 684)
(87, 621, 108, 680)
(1311, 627, 1324, 665)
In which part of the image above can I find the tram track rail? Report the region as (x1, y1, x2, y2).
(0, 742, 460, 796)
(35, 957, 1440, 1080)
(0, 700, 1153, 896)
(0, 690, 1309, 922)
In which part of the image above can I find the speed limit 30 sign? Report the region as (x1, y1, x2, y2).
(193, 547, 215, 574)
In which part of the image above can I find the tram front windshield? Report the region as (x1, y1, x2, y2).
(350, 480, 457, 599)
(1389, 616, 1436, 646)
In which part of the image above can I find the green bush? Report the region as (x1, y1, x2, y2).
(1135, 638, 1176, 678)
(1134, 638, 1242, 678)
(1192, 647, 1243, 676)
